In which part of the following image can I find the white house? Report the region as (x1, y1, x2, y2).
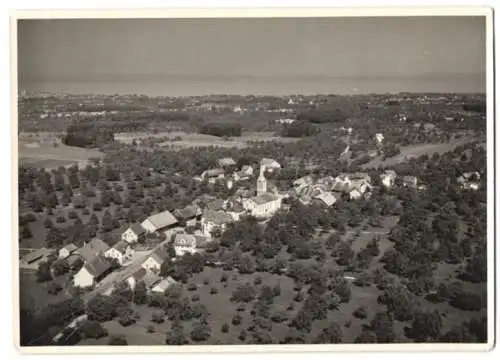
(349, 188, 363, 200)
(141, 210, 178, 233)
(173, 233, 198, 257)
(201, 168, 225, 183)
(151, 277, 177, 294)
(402, 175, 419, 188)
(141, 244, 170, 273)
(244, 193, 282, 219)
(260, 158, 281, 172)
(73, 256, 112, 289)
(217, 157, 237, 168)
(380, 170, 397, 188)
(375, 133, 384, 145)
(104, 240, 135, 266)
(121, 223, 146, 244)
(125, 267, 147, 290)
(58, 244, 78, 260)
(458, 171, 481, 191)
(201, 210, 234, 238)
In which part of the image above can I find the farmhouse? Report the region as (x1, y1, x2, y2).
(75, 238, 110, 263)
(312, 191, 337, 207)
(403, 175, 419, 188)
(141, 244, 170, 273)
(104, 240, 134, 266)
(226, 201, 247, 221)
(121, 223, 146, 244)
(260, 158, 281, 172)
(141, 210, 178, 233)
(173, 205, 202, 227)
(201, 168, 225, 183)
(58, 243, 78, 259)
(173, 233, 197, 257)
(73, 255, 112, 288)
(20, 248, 56, 270)
(201, 210, 234, 238)
(293, 175, 314, 192)
(125, 267, 148, 290)
(458, 171, 481, 191)
(380, 170, 397, 188)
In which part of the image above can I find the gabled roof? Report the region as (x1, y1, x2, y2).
(129, 267, 147, 281)
(128, 223, 146, 236)
(202, 210, 234, 225)
(84, 255, 111, 278)
(174, 205, 201, 221)
(203, 168, 225, 177)
(205, 198, 226, 211)
(313, 192, 337, 207)
(112, 240, 130, 254)
(260, 158, 281, 168)
(152, 277, 177, 292)
(174, 233, 196, 248)
(149, 245, 170, 265)
(76, 238, 110, 263)
(143, 273, 163, 288)
(144, 210, 178, 230)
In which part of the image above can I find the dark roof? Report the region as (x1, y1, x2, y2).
(174, 205, 200, 220)
(205, 199, 225, 211)
(62, 244, 78, 253)
(76, 238, 110, 263)
(150, 245, 170, 265)
(113, 240, 130, 254)
(202, 210, 234, 225)
(130, 267, 147, 281)
(84, 255, 112, 278)
(253, 193, 279, 205)
(129, 223, 146, 236)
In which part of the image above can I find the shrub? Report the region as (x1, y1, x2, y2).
(47, 282, 63, 295)
(203, 278, 210, 285)
(221, 323, 230, 333)
(187, 283, 198, 291)
(210, 287, 218, 295)
(191, 294, 200, 302)
(80, 320, 108, 339)
(232, 314, 243, 326)
(108, 334, 127, 345)
(220, 274, 228, 283)
(353, 306, 368, 319)
(254, 276, 263, 285)
(151, 312, 164, 324)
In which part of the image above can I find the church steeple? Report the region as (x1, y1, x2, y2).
(256, 166, 267, 196)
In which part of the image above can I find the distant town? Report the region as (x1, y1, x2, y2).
(18, 91, 487, 346)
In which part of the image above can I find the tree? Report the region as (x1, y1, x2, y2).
(36, 261, 52, 283)
(406, 309, 442, 342)
(133, 281, 148, 305)
(20, 226, 32, 239)
(371, 312, 395, 343)
(108, 335, 128, 345)
(52, 260, 70, 276)
(80, 320, 108, 339)
(314, 322, 343, 344)
(355, 329, 377, 343)
(190, 320, 211, 342)
(45, 228, 63, 248)
(238, 254, 256, 274)
(353, 306, 368, 319)
(221, 323, 230, 333)
(230, 283, 256, 303)
(101, 210, 114, 233)
(47, 281, 63, 295)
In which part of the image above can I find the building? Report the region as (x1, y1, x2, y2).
(173, 233, 197, 257)
(73, 255, 112, 288)
(244, 193, 282, 219)
(141, 210, 178, 233)
(402, 175, 419, 188)
(151, 277, 177, 294)
(205, 198, 227, 212)
(58, 244, 78, 260)
(125, 267, 148, 290)
(380, 170, 397, 188)
(141, 244, 170, 273)
(121, 223, 146, 244)
(458, 171, 481, 191)
(241, 165, 254, 176)
(75, 238, 110, 263)
(293, 175, 314, 193)
(375, 133, 384, 145)
(217, 157, 237, 168)
(349, 188, 363, 200)
(201, 210, 234, 237)
(201, 168, 225, 183)
(226, 201, 247, 221)
(312, 192, 337, 207)
(260, 158, 281, 172)
(173, 205, 202, 227)
(105, 240, 134, 266)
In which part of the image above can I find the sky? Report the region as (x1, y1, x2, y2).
(16, 17, 486, 95)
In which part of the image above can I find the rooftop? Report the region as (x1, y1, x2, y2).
(202, 210, 234, 225)
(144, 210, 178, 230)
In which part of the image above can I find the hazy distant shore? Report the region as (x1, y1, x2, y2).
(20, 74, 485, 97)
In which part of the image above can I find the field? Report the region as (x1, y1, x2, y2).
(18, 137, 104, 170)
(361, 139, 474, 169)
(115, 131, 300, 149)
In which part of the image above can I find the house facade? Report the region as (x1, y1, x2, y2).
(58, 244, 78, 259)
(201, 210, 234, 237)
(245, 193, 282, 219)
(73, 256, 112, 289)
(105, 240, 135, 266)
(121, 223, 146, 244)
(173, 233, 197, 257)
(380, 170, 397, 188)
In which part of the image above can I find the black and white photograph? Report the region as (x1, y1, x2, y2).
(13, 8, 493, 351)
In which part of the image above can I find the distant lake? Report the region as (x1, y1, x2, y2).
(22, 75, 485, 97)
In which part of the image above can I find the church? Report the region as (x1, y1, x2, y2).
(242, 166, 283, 219)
